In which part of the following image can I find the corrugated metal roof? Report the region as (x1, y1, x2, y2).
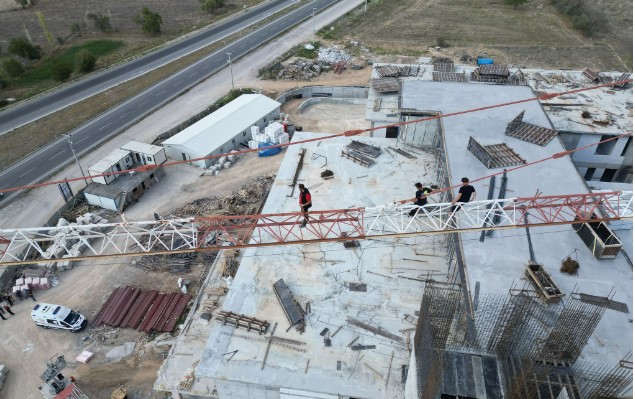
(162, 94, 280, 155)
(88, 148, 131, 174)
(120, 140, 163, 155)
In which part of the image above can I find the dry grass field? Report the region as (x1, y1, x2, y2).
(332, 0, 632, 70)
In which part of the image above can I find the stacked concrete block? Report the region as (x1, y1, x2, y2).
(251, 125, 260, 140)
(0, 364, 7, 391)
(40, 278, 51, 289)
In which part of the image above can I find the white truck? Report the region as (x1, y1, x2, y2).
(31, 303, 87, 332)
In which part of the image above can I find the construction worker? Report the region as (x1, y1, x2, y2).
(3, 305, 13, 316)
(298, 184, 312, 227)
(409, 182, 431, 217)
(450, 177, 476, 214)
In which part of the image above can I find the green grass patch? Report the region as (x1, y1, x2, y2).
(15, 40, 124, 85)
(296, 43, 319, 59)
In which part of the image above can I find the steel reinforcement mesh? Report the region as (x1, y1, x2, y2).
(412, 284, 632, 398)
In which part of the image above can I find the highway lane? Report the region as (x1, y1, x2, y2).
(0, 0, 342, 204)
(0, 0, 293, 135)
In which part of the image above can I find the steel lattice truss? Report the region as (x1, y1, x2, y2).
(0, 191, 631, 265)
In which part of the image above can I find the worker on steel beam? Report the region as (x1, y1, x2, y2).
(409, 182, 431, 217)
(298, 184, 312, 228)
(450, 177, 476, 215)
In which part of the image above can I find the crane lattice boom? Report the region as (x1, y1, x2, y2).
(0, 191, 631, 266)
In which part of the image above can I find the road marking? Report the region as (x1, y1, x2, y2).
(173, 80, 182, 86)
(139, 100, 148, 107)
(188, 72, 196, 78)
(49, 150, 65, 160)
(98, 122, 111, 131)
(19, 167, 35, 178)
(76, 136, 88, 144)
(158, 89, 166, 96)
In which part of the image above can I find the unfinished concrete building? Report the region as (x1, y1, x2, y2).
(154, 67, 632, 398)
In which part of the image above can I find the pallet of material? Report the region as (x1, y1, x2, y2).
(525, 262, 565, 303)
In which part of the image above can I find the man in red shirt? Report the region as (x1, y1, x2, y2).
(299, 184, 312, 227)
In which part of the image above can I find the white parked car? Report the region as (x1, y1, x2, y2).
(31, 303, 87, 332)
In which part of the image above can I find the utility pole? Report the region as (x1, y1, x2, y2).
(312, 7, 317, 45)
(365, 0, 368, 13)
(226, 51, 235, 92)
(62, 134, 88, 187)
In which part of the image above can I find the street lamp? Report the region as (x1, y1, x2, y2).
(226, 51, 235, 92)
(62, 134, 89, 187)
(312, 7, 317, 45)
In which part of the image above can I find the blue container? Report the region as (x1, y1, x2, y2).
(258, 142, 281, 157)
(477, 58, 494, 65)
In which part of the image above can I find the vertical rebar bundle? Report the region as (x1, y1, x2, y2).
(539, 296, 606, 363)
(412, 282, 631, 398)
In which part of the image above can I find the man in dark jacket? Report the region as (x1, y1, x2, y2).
(409, 182, 431, 217)
(299, 184, 312, 227)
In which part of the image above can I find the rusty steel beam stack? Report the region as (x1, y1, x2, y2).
(93, 286, 191, 332)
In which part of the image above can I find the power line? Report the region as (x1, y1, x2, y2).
(0, 79, 631, 201)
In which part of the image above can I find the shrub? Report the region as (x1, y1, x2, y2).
(50, 59, 72, 81)
(71, 22, 84, 36)
(8, 37, 41, 60)
(133, 7, 162, 35)
(75, 49, 97, 73)
(2, 58, 24, 77)
(87, 13, 112, 32)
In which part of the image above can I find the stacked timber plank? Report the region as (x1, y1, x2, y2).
(93, 286, 191, 332)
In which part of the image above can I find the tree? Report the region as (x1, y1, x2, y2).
(75, 49, 96, 73)
(2, 59, 24, 77)
(504, 0, 527, 9)
(8, 37, 41, 60)
(200, 0, 225, 14)
(50, 59, 72, 81)
(133, 7, 162, 35)
(87, 13, 112, 32)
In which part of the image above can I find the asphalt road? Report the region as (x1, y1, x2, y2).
(0, 0, 341, 203)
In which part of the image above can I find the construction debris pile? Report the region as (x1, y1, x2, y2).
(36, 213, 109, 273)
(269, 45, 353, 81)
(317, 46, 351, 64)
(93, 286, 191, 333)
(172, 175, 274, 217)
(132, 252, 216, 274)
(274, 58, 329, 80)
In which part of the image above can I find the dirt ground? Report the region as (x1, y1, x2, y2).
(334, 0, 632, 70)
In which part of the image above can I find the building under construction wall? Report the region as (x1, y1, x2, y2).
(153, 66, 632, 398)
(407, 281, 632, 399)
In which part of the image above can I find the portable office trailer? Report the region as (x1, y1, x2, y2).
(88, 148, 134, 185)
(120, 141, 167, 166)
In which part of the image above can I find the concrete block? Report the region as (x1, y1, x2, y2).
(24, 277, 33, 286)
(15, 278, 24, 286)
(76, 350, 93, 364)
(40, 278, 51, 290)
